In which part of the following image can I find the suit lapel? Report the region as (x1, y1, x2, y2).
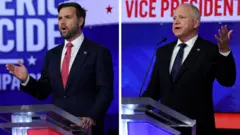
(52, 44, 65, 91)
(64, 38, 89, 91)
(173, 37, 203, 83)
(161, 42, 176, 86)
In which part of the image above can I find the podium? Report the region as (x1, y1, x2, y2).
(0, 104, 91, 135)
(121, 97, 196, 135)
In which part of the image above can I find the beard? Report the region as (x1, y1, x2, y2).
(60, 25, 79, 40)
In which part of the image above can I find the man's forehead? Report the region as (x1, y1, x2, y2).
(174, 6, 192, 16)
(59, 9, 76, 16)
(59, 7, 76, 13)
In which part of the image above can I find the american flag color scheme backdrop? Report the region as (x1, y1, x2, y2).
(0, 0, 119, 134)
(122, 0, 240, 129)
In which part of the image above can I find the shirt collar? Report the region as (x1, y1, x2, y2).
(64, 33, 84, 48)
(176, 34, 198, 48)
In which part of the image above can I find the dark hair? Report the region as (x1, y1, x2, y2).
(58, 2, 86, 29)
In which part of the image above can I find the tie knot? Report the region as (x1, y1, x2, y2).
(66, 42, 73, 48)
(178, 43, 187, 49)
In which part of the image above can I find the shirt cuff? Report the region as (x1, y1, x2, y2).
(21, 75, 30, 86)
(219, 50, 231, 57)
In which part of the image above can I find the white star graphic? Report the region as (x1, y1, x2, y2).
(27, 56, 37, 66)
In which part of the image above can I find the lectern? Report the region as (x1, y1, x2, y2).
(121, 97, 196, 135)
(0, 104, 91, 135)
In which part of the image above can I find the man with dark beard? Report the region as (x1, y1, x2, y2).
(6, 2, 114, 135)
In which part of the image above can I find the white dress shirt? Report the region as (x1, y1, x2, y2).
(169, 35, 231, 73)
(22, 33, 84, 86)
(60, 33, 84, 72)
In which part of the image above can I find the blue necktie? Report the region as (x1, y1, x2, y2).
(171, 43, 187, 81)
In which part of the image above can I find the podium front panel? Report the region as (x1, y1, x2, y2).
(121, 98, 196, 135)
(128, 122, 174, 135)
(0, 105, 91, 135)
(122, 98, 196, 127)
(122, 114, 181, 135)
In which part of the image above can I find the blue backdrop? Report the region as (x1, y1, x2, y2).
(0, 0, 118, 114)
(122, 22, 240, 112)
(0, 1, 119, 134)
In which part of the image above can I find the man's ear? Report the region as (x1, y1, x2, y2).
(78, 17, 84, 27)
(194, 18, 200, 29)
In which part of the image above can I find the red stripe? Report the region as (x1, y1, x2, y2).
(215, 113, 240, 129)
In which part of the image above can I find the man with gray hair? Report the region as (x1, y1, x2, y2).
(142, 4, 236, 135)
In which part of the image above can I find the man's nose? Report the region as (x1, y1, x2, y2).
(60, 18, 67, 25)
(174, 19, 180, 24)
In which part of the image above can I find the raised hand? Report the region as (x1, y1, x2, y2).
(214, 25, 233, 53)
(6, 59, 28, 82)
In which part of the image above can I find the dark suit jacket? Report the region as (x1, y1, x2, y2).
(20, 37, 114, 135)
(142, 36, 236, 135)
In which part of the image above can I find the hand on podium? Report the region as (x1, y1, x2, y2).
(71, 117, 96, 132)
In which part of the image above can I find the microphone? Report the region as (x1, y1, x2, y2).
(138, 37, 167, 97)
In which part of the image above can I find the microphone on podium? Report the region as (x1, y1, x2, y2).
(138, 37, 167, 97)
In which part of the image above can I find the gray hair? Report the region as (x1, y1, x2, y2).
(191, 4, 201, 19)
(182, 3, 201, 19)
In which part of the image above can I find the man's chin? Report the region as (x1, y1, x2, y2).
(173, 33, 182, 38)
(61, 34, 71, 39)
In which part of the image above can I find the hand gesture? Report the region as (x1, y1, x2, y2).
(214, 25, 233, 53)
(6, 59, 28, 82)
